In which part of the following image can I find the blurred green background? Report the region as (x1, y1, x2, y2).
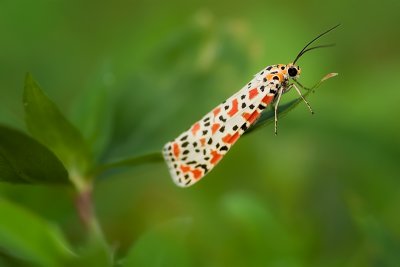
(1, 0, 400, 266)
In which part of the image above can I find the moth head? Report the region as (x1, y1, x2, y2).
(286, 63, 301, 79)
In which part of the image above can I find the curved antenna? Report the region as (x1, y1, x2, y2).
(293, 24, 340, 64)
(295, 43, 336, 60)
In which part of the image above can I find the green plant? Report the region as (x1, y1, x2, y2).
(0, 72, 335, 266)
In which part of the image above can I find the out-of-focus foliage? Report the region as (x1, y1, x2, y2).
(23, 74, 93, 180)
(0, 125, 68, 184)
(0, 199, 74, 266)
(1, 0, 400, 266)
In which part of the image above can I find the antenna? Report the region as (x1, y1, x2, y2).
(293, 24, 340, 64)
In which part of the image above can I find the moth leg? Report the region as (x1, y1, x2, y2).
(274, 87, 284, 136)
(282, 84, 293, 94)
(292, 83, 314, 114)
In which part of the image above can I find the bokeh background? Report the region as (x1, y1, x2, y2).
(1, 0, 400, 266)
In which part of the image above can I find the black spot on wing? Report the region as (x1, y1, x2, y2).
(220, 145, 228, 151)
(182, 141, 189, 147)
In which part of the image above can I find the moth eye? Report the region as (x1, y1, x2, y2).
(288, 67, 298, 77)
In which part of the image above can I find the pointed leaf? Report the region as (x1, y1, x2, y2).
(23, 74, 93, 187)
(0, 125, 69, 184)
(0, 198, 75, 266)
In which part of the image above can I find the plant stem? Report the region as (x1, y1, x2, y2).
(74, 180, 113, 266)
(75, 182, 104, 242)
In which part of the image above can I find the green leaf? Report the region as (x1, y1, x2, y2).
(122, 218, 192, 267)
(0, 125, 69, 184)
(23, 73, 93, 189)
(0, 198, 75, 266)
(93, 151, 164, 176)
(246, 73, 338, 134)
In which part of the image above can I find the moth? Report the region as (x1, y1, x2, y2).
(163, 24, 339, 187)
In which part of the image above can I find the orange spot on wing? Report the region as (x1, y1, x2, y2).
(249, 88, 259, 100)
(227, 99, 238, 117)
(191, 122, 200, 136)
(261, 95, 274, 105)
(222, 132, 240, 144)
(181, 165, 203, 180)
(173, 143, 180, 158)
(213, 107, 221, 116)
(242, 112, 251, 120)
(211, 123, 220, 134)
(191, 169, 203, 179)
(180, 164, 190, 173)
(228, 132, 240, 144)
(200, 138, 206, 146)
(247, 111, 260, 124)
(210, 150, 222, 165)
(222, 134, 232, 143)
